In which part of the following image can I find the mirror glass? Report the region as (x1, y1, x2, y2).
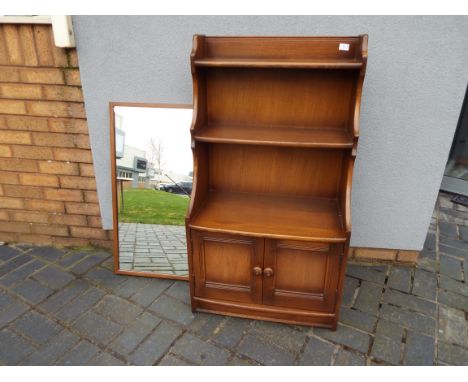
(113, 105, 192, 278)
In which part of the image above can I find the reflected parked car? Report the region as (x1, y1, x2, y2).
(158, 181, 192, 195)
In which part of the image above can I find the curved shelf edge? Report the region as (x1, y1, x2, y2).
(188, 224, 347, 243)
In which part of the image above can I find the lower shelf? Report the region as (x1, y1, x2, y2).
(189, 191, 346, 242)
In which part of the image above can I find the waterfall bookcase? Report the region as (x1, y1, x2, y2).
(185, 35, 368, 329)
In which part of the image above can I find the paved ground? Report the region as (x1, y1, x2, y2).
(0, 192, 467, 365)
(118, 223, 187, 276)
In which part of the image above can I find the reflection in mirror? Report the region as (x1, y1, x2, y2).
(112, 105, 192, 278)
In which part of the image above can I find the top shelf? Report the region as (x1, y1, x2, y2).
(191, 35, 368, 70)
(194, 58, 363, 70)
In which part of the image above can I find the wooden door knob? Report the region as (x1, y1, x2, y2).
(253, 266, 263, 276)
(264, 268, 274, 277)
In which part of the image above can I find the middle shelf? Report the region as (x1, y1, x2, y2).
(189, 191, 346, 242)
(194, 123, 353, 148)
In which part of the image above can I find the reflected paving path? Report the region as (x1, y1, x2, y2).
(118, 223, 188, 276)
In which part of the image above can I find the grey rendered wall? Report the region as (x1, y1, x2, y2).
(72, 16, 468, 250)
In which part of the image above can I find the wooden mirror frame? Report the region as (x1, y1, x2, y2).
(109, 101, 192, 281)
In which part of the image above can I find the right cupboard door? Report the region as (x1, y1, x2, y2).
(262, 239, 342, 312)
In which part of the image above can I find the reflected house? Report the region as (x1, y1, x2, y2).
(115, 109, 149, 189)
(116, 144, 149, 189)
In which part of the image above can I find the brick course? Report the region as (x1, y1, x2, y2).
(38, 160, 79, 175)
(350, 247, 420, 264)
(0, 24, 112, 249)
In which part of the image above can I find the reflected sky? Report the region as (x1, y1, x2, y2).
(115, 106, 193, 176)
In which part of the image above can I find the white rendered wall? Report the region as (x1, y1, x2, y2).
(72, 16, 468, 250)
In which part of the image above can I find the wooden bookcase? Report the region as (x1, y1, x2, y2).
(186, 35, 368, 329)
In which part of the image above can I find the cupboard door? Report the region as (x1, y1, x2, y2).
(263, 239, 342, 312)
(191, 230, 264, 304)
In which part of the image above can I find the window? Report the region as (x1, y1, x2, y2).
(118, 170, 133, 180)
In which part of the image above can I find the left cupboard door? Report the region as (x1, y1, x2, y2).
(191, 230, 264, 304)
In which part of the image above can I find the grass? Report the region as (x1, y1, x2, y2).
(118, 188, 189, 225)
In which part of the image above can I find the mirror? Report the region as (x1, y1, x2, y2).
(110, 103, 193, 280)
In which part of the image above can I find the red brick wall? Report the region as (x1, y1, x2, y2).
(0, 23, 113, 249)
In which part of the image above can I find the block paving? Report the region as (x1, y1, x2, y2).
(0, 192, 467, 365)
(118, 223, 188, 276)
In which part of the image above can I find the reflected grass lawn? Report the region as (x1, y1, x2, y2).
(118, 188, 189, 225)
